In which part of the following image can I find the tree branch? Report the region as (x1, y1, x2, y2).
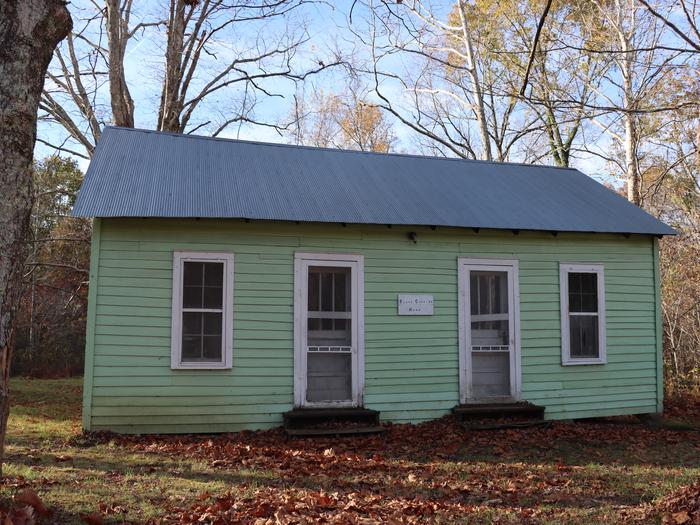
(519, 0, 553, 97)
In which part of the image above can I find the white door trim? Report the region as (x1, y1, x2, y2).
(293, 252, 365, 408)
(457, 257, 521, 404)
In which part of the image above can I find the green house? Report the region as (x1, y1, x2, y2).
(73, 127, 675, 434)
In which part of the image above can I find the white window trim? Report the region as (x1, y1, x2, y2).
(171, 251, 234, 370)
(293, 252, 364, 408)
(457, 257, 522, 404)
(560, 262, 607, 366)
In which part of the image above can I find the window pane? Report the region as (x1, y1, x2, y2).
(202, 335, 222, 360)
(182, 261, 223, 309)
(568, 272, 582, 312)
(568, 272, 598, 313)
(334, 272, 348, 311)
(203, 312, 222, 336)
(470, 276, 479, 316)
(471, 352, 510, 397)
(321, 272, 333, 311)
(183, 262, 204, 286)
(580, 276, 598, 312)
(183, 285, 203, 308)
(203, 286, 223, 309)
(181, 312, 223, 363)
(306, 353, 352, 402)
(309, 320, 352, 347)
(580, 273, 597, 294)
(182, 335, 201, 360)
(308, 271, 320, 311)
(307, 267, 352, 348)
(309, 267, 351, 313)
(570, 314, 599, 358)
(471, 320, 509, 346)
(204, 263, 223, 286)
(182, 312, 202, 335)
(470, 272, 508, 316)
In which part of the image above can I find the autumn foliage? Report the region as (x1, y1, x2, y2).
(648, 483, 700, 525)
(21, 414, 689, 524)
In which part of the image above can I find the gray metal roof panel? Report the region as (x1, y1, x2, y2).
(72, 126, 676, 236)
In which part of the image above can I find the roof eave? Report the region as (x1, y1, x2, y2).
(71, 213, 678, 237)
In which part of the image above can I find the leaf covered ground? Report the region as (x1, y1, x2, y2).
(2, 378, 700, 524)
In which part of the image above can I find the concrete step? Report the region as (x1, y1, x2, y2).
(283, 407, 381, 435)
(452, 402, 545, 422)
(285, 425, 386, 437)
(464, 420, 551, 431)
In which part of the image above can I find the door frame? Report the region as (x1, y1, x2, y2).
(293, 252, 365, 408)
(457, 257, 522, 404)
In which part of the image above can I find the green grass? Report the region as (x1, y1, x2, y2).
(1, 378, 699, 524)
(2, 378, 247, 523)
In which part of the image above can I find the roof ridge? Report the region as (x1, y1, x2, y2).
(103, 126, 580, 172)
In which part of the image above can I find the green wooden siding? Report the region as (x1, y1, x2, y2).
(83, 219, 661, 433)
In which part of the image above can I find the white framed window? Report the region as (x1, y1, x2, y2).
(560, 263, 606, 365)
(171, 251, 234, 369)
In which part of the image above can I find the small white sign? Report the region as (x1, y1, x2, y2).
(398, 294, 434, 315)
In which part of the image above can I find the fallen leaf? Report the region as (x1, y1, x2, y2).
(316, 494, 334, 507)
(15, 490, 48, 516)
(79, 512, 104, 525)
(6, 506, 36, 525)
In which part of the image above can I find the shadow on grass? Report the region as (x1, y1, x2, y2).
(6, 429, 697, 515)
(5, 377, 700, 523)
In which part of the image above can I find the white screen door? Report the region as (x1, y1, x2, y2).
(459, 259, 521, 403)
(294, 254, 364, 407)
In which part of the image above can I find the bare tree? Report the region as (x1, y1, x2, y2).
(594, 0, 645, 204)
(352, 0, 503, 160)
(0, 0, 72, 475)
(638, 0, 700, 52)
(38, 0, 141, 157)
(581, 0, 687, 205)
(637, 0, 700, 173)
(452, 0, 492, 160)
(512, 1, 612, 167)
(349, 0, 606, 165)
(40, 0, 340, 157)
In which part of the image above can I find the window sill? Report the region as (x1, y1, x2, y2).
(561, 358, 606, 366)
(171, 362, 231, 370)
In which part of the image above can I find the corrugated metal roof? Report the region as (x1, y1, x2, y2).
(72, 126, 676, 236)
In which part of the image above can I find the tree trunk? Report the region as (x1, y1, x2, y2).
(0, 0, 71, 476)
(106, 0, 134, 128)
(158, 0, 187, 133)
(618, 1, 641, 205)
(457, 1, 492, 162)
(621, 29, 640, 205)
(623, 110, 640, 205)
(696, 104, 700, 174)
